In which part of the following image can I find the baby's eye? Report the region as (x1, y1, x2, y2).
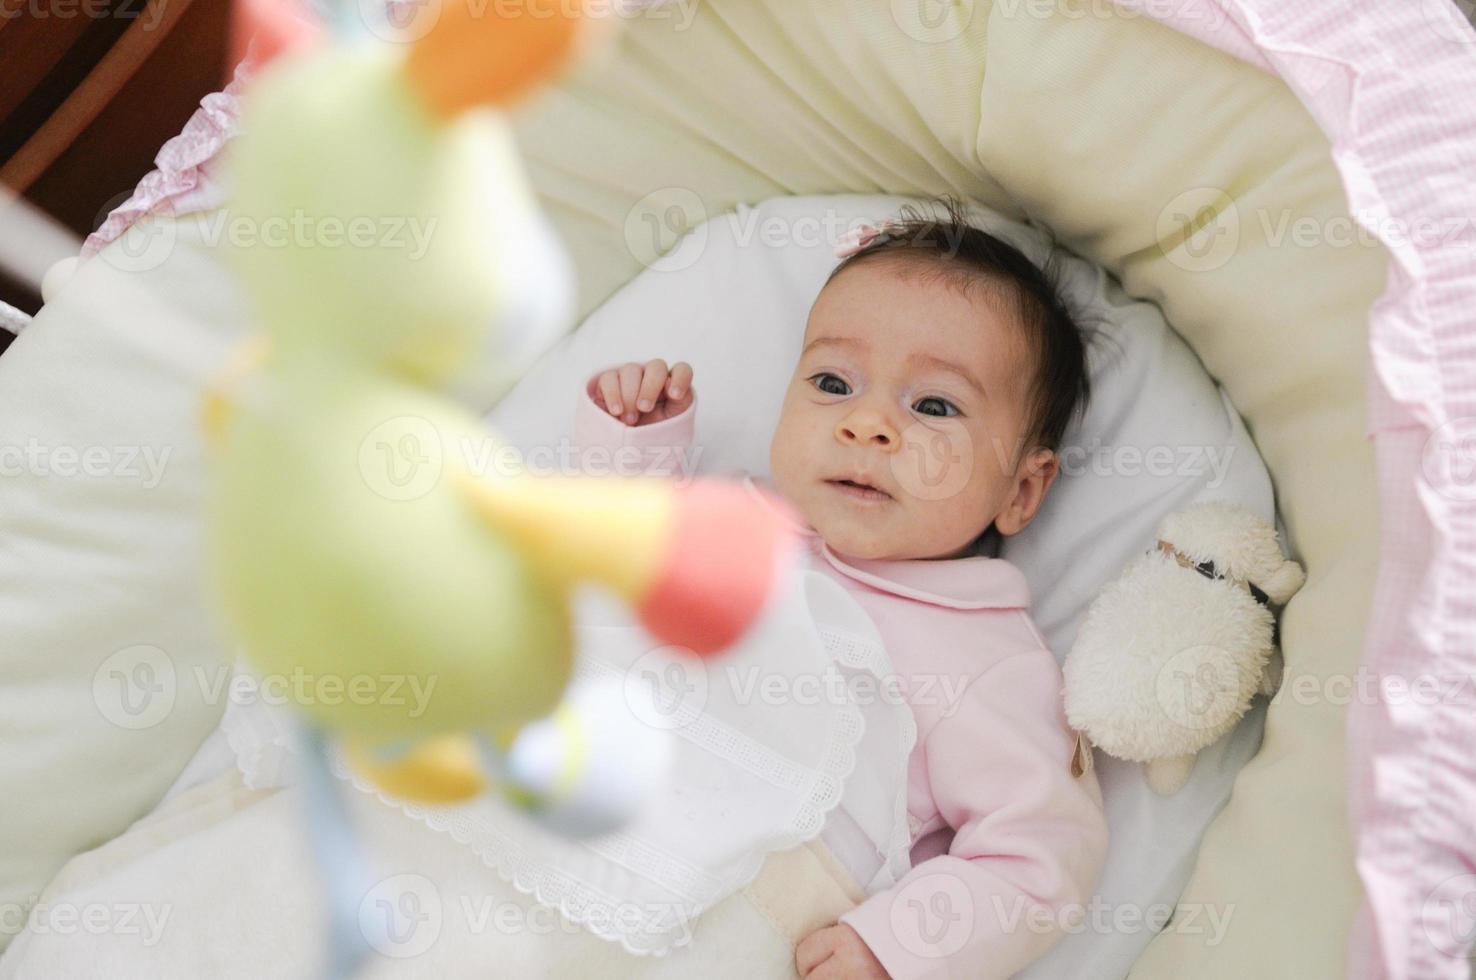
(808, 373, 852, 396)
(913, 396, 960, 418)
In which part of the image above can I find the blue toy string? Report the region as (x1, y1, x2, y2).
(298, 725, 374, 980)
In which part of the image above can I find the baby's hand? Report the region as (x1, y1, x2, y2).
(593, 359, 694, 427)
(796, 924, 890, 979)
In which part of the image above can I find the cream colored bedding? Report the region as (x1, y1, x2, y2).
(508, 3, 1385, 977)
(0, 1, 1385, 977)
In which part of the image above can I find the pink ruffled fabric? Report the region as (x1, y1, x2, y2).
(86, 5, 1476, 977)
(79, 58, 254, 259)
(1115, 3, 1476, 979)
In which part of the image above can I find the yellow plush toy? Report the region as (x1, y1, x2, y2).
(207, 0, 793, 841)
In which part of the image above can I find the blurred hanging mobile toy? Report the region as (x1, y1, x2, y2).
(206, 0, 795, 975)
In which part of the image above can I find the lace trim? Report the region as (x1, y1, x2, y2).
(331, 660, 867, 957)
(221, 603, 905, 956)
(819, 625, 919, 889)
(217, 669, 298, 790)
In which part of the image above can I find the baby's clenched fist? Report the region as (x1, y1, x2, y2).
(796, 924, 889, 979)
(593, 359, 694, 426)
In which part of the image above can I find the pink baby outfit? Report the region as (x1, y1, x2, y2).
(574, 373, 1108, 980)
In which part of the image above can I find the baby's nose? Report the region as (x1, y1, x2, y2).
(836, 412, 900, 451)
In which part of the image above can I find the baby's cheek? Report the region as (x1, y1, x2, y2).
(890, 423, 976, 507)
(770, 408, 826, 483)
(922, 468, 999, 551)
(768, 429, 800, 494)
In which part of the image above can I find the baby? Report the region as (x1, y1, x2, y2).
(574, 204, 1108, 980)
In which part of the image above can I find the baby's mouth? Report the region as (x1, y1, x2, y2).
(825, 477, 894, 502)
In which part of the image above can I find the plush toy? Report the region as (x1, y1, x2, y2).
(1063, 501, 1306, 795)
(206, 6, 796, 975)
(206, 0, 793, 833)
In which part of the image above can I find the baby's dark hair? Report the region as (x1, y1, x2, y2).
(827, 199, 1095, 459)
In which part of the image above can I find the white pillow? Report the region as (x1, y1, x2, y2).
(0, 215, 249, 950)
(491, 194, 1275, 979)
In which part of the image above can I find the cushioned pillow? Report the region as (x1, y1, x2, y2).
(508, 4, 1384, 975)
(0, 216, 248, 949)
(491, 192, 1274, 978)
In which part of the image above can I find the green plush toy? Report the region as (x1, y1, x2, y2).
(206, 0, 794, 832)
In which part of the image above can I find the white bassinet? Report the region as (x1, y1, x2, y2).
(1, 3, 1474, 979)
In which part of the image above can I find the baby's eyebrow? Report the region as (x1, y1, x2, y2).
(801, 336, 865, 356)
(908, 352, 989, 402)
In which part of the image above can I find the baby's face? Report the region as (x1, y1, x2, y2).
(769, 259, 1055, 561)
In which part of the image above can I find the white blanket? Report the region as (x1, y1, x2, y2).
(0, 770, 864, 979)
(0, 573, 904, 978)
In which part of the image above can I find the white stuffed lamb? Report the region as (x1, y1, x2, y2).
(1063, 501, 1306, 794)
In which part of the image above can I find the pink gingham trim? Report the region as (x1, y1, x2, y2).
(83, 7, 1476, 977)
(1116, 2, 1476, 978)
(79, 58, 254, 260)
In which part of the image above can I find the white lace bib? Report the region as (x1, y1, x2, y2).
(217, 569, 916, 954)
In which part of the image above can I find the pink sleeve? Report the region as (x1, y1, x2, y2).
(572, 369, 697, 478)
(840, 650, 1108, 980)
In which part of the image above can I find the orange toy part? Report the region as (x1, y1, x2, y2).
(403, 0, 596, 116)
(636, 483, 796, 657)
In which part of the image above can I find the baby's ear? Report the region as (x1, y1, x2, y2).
(1028, 446, 1061, 482)
(995, 448, 1059, 536)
